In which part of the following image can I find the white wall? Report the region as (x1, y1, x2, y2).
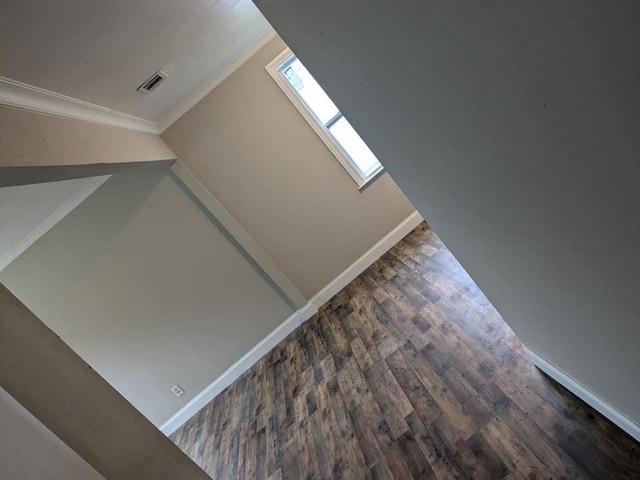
(255, 0, 640, 426)
(1, 168, 293, 426)
(0, 176, 108, 271)
(0, 387, 104, 480)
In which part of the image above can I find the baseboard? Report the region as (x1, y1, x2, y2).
(171, 160, 307, 309)
(157, 29, 277, 133)
(298, 302, 319, 320)
(160, 211, 422, 435)
(524, 346, 640, 442)
(160, 305, 317, 435)
(309, 210, 424, 309)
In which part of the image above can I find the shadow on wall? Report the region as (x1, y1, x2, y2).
(0, 168, 294, 427)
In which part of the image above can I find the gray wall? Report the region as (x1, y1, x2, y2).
(0, 176, 107, 270)
(0, 284, 210, 480)
(162, 36, 415, 299)
(255, 0, 640, 425)
(0, 387, 104, 480)
(1, 169, 293, 426)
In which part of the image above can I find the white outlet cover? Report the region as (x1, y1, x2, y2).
(171, 384, 185, 397)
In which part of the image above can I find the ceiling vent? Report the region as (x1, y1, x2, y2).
(137, 71, 168, 93)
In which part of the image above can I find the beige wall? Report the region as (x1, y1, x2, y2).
(0, 106, 175, 167)
(0, 387, 104, 480)
(162, 36, 414, 299)
(255, 0, 640, 427)
(1, 168, 293, 426)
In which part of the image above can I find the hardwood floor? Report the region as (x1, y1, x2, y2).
(171, 223, 640, 479)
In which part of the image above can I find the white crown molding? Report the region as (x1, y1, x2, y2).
(0, 77, 158, 134)
(309, 211, 424, 310)
(160, 304, 317, 435)
(0, 29, 277, 136)
(157, 29, 277, 133)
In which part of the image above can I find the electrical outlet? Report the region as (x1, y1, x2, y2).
(171, 384, 185, 398)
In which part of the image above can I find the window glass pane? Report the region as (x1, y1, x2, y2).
(280, 58, 339, 124)
(328, 116, 382, 178)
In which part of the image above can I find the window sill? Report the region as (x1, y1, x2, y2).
(358, 167, 385, 192)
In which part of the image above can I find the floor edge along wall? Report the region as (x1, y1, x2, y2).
(524, 346, 640, 442)
(160, 211, 424, 435)
(161, 210, 640, 443)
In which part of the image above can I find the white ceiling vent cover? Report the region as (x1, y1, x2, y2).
(137, 71, 168, 93)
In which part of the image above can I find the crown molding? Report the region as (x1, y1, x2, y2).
(0, 29, 277, 136)
(0, 76, 159, 133)
(157, 28, 277, 133)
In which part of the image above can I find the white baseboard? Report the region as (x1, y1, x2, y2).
(1, 30, 278, 135)
(309, 211, 424, 309)
(160, 211, 422, 435)
(524, 346, 640, 442)
(160, 305, 317, 435)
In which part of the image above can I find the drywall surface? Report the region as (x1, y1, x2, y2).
(0, 387, 104, 480)
(0, 176, 108, 270)
(0, 106, 175, 166)
(162, 36, 414, 299)
(1, 169, 293, 426)
(255, 1, 640, 425)
(0, 285, 210, 480)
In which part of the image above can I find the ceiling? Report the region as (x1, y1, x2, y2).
(0, 0, 272, 122)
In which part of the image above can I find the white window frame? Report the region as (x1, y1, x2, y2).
(266, 48, 384, 189)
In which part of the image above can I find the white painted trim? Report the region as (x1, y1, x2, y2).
(0, 176, 110, 272)
(160, 305, 317, 435)
(265, 48, 384, 189)
(309, 211, 424, 309)
(524, 346, 640, 442)
(159, 211, 422, 435)
(299, 302, 319, 321)
(157, 29, 277, 133)
(0, 77, 158, 133)
(0, 30, 277, 135)
(170, 160, 307, 309)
